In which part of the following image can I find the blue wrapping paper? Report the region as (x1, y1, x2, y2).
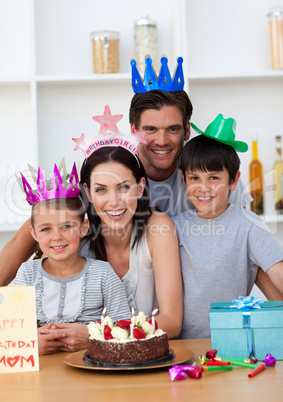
(209, 299, 283, 360)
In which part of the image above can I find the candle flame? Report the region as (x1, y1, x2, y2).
(102, 307, 107, 315)
(152, 308, 158, 316)
(131, 307, 135, 315)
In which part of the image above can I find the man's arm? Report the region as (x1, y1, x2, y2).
(256, 266, 283, 300)
(265, 262, 283, 297)
(0, 218, 37, 285)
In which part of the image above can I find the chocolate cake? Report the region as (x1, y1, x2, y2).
(86, 312, 169, 364)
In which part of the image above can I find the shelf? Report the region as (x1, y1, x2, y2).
(2, 70, 282, 87)
(187, 70, 283, 82)
(36, 73, 131, 85)
(263, 215, 283, 224)
(0, 78, 31, 86)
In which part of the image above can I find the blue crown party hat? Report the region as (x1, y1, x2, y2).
(131, 56, 184, 93)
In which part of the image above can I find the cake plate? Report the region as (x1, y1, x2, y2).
(63, 346, 193, 371)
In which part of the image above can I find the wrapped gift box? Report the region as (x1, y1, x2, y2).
(210, 300, 283, 360)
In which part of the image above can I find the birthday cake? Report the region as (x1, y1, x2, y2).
(86, 312, 169, 364)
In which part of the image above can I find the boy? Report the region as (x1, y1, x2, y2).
(173, 114, 283, 339)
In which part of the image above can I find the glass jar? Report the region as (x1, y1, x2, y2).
(134, 15, 158, 76)
(267, 8, 283, 70)
(91, 30, 119, 73)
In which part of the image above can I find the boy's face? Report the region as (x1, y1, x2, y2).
(182, 168, 240, 219)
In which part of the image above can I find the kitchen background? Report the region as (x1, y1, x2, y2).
(1, 0, 283, 298)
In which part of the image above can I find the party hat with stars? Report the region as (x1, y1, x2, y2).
(72, 105, 147, 159)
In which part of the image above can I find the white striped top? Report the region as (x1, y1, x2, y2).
(9, 257, 131, 326)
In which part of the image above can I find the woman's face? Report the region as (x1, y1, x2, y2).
(84, 161, 145, 231)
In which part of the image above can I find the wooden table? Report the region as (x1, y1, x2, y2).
(1, 339, 282, 401)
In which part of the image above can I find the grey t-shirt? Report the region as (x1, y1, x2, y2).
(173, 203, 283, 339)
(148, 166, 252, 217)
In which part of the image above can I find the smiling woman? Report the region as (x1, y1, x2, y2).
(79, 145, 183, 340)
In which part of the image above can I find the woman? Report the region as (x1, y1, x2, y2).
(79, 146, 182, 336)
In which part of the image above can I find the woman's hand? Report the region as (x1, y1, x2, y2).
(37, 323, 66, 355)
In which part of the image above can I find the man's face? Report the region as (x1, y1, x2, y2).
(132, 106, 190, 181)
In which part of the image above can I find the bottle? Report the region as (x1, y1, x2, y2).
(249, 140, 264, 215)
(273, 136, 283, 213)
(134, 15, 158, 76)
(91, 30, 120, 73)
(267, 7, 283, 70)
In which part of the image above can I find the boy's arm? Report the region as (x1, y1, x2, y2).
(255, 267, 283, 300)
(0, 218, 37, 285)
(266, 261, 283, 295)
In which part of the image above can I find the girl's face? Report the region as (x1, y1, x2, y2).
(84, 161, 146, 231)
(30, 206, 89, 263)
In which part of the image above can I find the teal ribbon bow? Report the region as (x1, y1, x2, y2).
(230, 296, 262, 310)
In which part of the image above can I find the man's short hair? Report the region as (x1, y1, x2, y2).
(129, 90, 193, 130)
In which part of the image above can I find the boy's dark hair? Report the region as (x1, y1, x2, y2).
(129, 90, 193, 131)
(180, 135, 240, 183)
(31, 197, 86, 228)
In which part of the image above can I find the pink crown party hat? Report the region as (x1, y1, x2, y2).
(20, 162, 80, 206)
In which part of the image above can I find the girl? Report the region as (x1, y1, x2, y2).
(10, 166, 131, 355)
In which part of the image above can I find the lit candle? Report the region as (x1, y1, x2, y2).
(101, 307, 106, 335)
(130, 307, 135, 339)
(151, 308, 158, 329)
